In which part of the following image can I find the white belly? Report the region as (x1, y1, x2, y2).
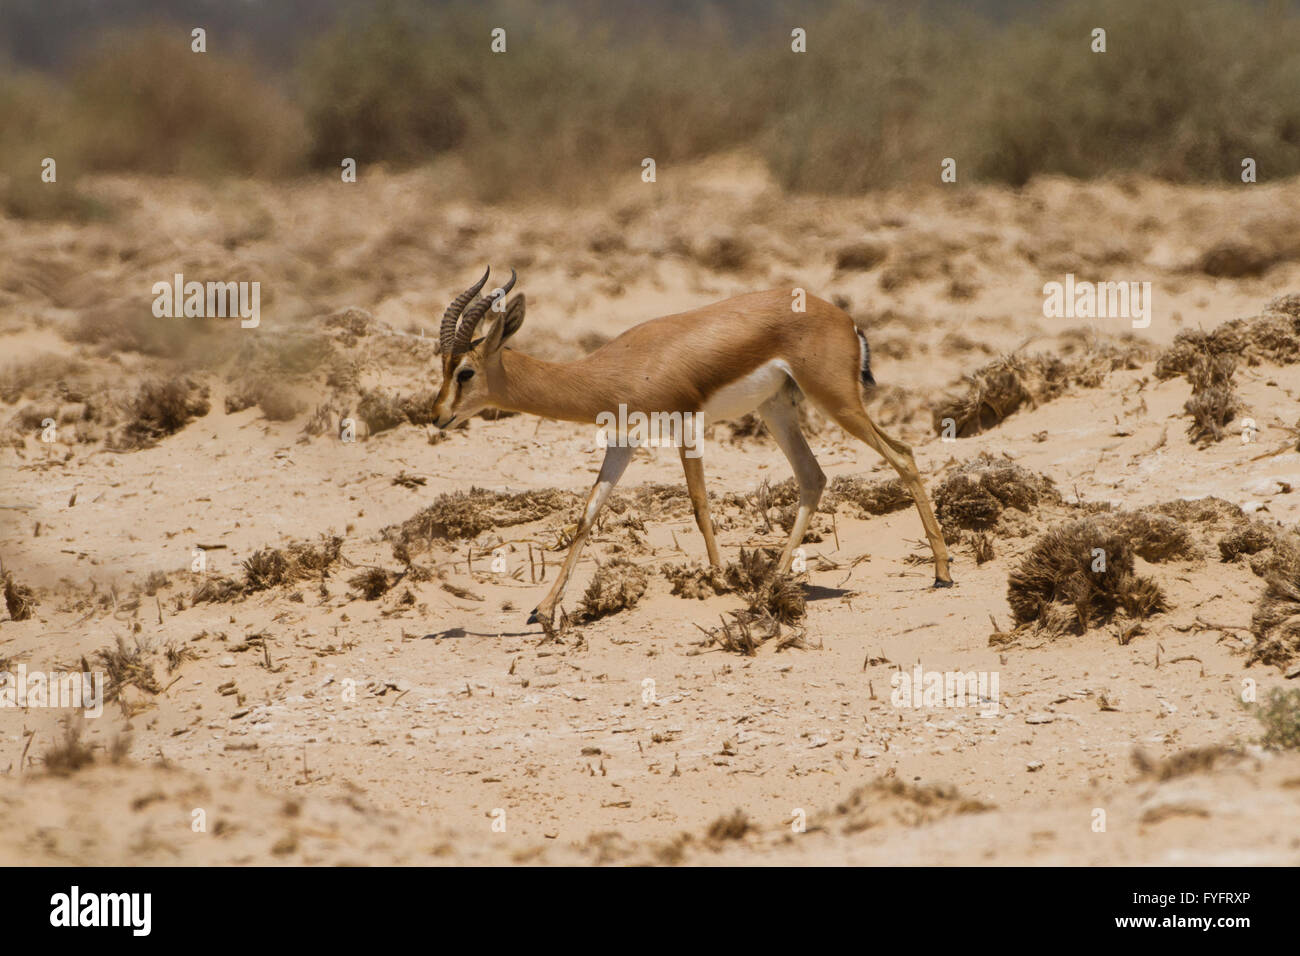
(700, 359, 793, 422)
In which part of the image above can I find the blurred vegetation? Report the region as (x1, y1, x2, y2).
(1, 0, 1299, 214)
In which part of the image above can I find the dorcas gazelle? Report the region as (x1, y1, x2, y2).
(431, 268, 953, 629)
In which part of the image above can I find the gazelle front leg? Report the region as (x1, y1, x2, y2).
(528, 442, 634, 629)
(757, 394, 826, 574)
(679, 446, 722, 568)
(825, 404, 953, 587)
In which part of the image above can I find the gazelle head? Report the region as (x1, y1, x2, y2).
(432, 268, 525, 428)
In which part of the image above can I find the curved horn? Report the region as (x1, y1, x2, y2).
(453, 268, 517, 354)
(439, 267, 490, 355)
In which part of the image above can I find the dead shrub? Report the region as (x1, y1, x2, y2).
(3, 571, 37, 621)
(1250, 560, 1300, 668)
(706, 810, 753, 841)
(356, 389, 407, 436)
(95, 636, 161, 700)
(44, 720, 96, 775)
(390, 487, 578, 551)
(695, 236, 751, 272)
(933, 454, 1061, 532)
(349, 568, 395, 600)
(823, 778, 992, 834)
(193, 535, 342, 602)
(1005, 519, 1166, 637)
(662, 562, 730, 599)
(1219, 521, 1279, 562)
(225, 378, 304, 421)
(827, 475, 911, 517)
(933, 338, 1143, 437)
(242, 535, 344, 592)
(1107, 509, 1197, 562)
(1156, 304, 1300, 380)
(969, 531, 995, 564)
(400, 390, 439, 425)
(577, 557, 648, 621)
(724, 548, 805, 624)
(835, 242, 888, 272)
(120, 378, 211, 447)
(1183, 353, 1240, 445)
(1196, 241, 1278, 278)
(191, 576, 244, 604)
(728, 413, 766, 443)
(1132, 744, 1244, 780)
(609, 483, 694, 518)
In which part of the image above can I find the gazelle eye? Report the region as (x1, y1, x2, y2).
(456, 367, 475, 384)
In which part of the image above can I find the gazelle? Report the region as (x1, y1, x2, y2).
(431, 268, 953, 629)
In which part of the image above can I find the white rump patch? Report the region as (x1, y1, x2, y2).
(701, 359, 794, 422)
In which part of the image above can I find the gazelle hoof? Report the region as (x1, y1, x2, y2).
(526, 607, 540, 625)
(933, 577, 955, 588)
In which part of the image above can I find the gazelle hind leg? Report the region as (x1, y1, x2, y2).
(528, 443, 634, 628)
(823, 401, 953, 586)
(757, 391, 826, 574)
(679, 446, 722, 568)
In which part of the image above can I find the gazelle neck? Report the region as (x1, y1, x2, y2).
(493, 350, 607, 424)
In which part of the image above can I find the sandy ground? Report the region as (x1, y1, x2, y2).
(2, 155, 1300, 865)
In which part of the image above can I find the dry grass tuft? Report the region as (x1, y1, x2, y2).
(1132, 744, 1244, 780)
(933, 454, 1061, 532)
(706, 809, 753, 841)
(1183, 353, 1240, 445)
(661, 562, 730, 599)
(577, 557, 648, 621)
(120, 378, 211, 448)
(95, 636, 161, 701)
(609, 483, 694, 518)
(827, 475, 912, 517)
(723, 548, 806, 625)
(1005, 519, 1166, 638)
(225, 378, 304, 421)
(192, 535, 343, 603)
(349, 568, 395, 601)
(43, 720, 97, 776)
(1219, 520, 1280, 562)
(1156, 302, 1300, 379)
(1250, 546, 1300, 668)
(933, 338, 1144, 437)
(390, 487, 579, 551)
(356, 389, 408, 436)
(968, 531, 995, 565)
(191, 576, 244, 604)
(1107, 509, 1198, 562)
(242, 536, 343, 593)
(3, 571, 37, 621)
(824, 778, 992, 834)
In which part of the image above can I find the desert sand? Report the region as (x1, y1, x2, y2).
(2, 155, 1300, 865)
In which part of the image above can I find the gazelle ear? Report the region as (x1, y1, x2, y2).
(484, 294, 525, 353)
(500, 293, 525, 343)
